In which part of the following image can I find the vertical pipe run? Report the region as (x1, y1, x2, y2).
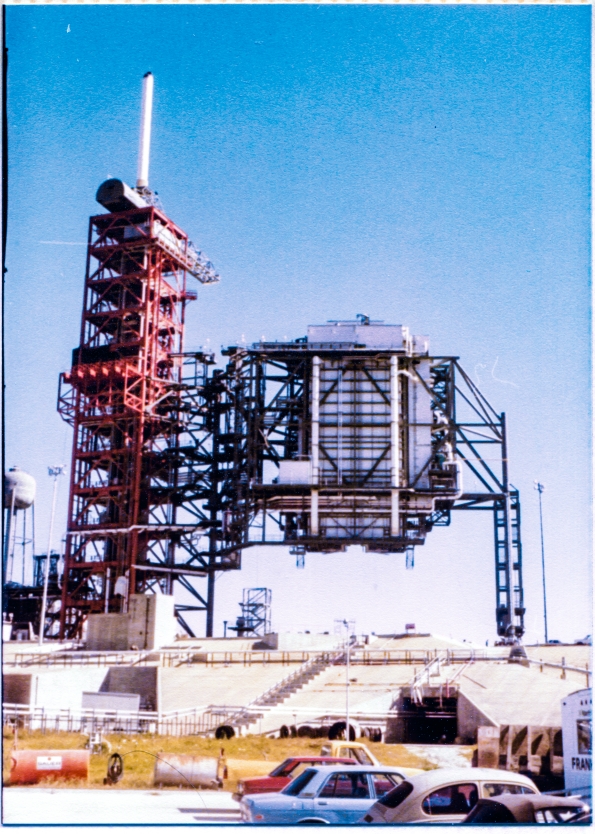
(21, 510, 26, 585)
(104, 568, 111, 614)
(136, 72, 154, 189)
(390, 355, 400, 537)
(311, 356, 320, 536)
(337, 369, 343, 485)
(4, 490, 15, 581)
(3, 496, 14, 579)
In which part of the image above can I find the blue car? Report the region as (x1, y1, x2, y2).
(239, 765, 409, 824)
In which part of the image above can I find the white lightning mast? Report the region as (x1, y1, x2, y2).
(136, 72, 154, 191)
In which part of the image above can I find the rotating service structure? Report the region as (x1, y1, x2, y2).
(200, 320, 524, 638)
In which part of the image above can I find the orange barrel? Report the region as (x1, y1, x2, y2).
(10, 749, 89, 784)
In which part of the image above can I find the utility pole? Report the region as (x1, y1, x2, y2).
(343, 620, 351, 741)
(534, 481, 548, 644)
(39, 466, 66, 646)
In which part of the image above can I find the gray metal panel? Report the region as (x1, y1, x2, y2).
(316, 358, 392, 491)
(307, 323, 410, 350)
(82, 691, 141, 711)
(408, 359, 433, 489)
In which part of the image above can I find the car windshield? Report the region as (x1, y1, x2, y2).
(270, 760, 295, 777)
(282, 769, 317, 796)
(378, 781, 414, 809)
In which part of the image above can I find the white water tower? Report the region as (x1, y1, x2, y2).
(3, 466, 36, 584)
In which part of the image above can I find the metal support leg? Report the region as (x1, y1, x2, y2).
(390, 355, 400, 537)
(206, 568, 215, 637)
(493, 413, 525, 639)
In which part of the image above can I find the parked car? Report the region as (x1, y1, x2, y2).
(360, 767, 539, 824)
(319, 741, 422, 776)
(463, 794, 590, 824)
(232, 756, 356, 800)
(239, 765, 411, 824)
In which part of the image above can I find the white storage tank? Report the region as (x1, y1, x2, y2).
(4, 467, 36, 510)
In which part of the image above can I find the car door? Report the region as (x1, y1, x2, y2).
(313, 771, 374, 824)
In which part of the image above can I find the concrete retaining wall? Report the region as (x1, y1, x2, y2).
(100, 666, 159, 711)
(457, 691, 498, 743)
(3, 674, 32, 705)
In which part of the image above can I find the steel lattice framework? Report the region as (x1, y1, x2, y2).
(58, 227, 523, 641)
(198, 332, 524, 638)
(57, 202, 221, 638)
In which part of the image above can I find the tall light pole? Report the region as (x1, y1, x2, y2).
(39, 466, 66, 646)
(534, 481, 548, 644)
(343, 620, 351, 742)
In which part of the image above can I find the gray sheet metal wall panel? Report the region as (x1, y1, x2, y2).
(316, 358, 392, 490)
(408, 359, 434, 489)
(308, 323, 411, 350)
(82, 691, 141, 711)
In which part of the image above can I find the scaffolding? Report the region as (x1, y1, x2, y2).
(229, 588, 272, 637)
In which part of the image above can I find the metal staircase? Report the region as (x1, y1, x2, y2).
(228, 650, 341, 731)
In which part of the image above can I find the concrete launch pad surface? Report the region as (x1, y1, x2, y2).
(2, 787, 242, 826)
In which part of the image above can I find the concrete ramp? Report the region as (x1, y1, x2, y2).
(457, 662, 583, 741)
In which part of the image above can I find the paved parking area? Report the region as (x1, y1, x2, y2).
(2, 787, 242, 826)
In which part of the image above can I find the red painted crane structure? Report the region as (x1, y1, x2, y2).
(57, 74, 219, 638)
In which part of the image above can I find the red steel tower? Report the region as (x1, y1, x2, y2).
(57, 74, 218, 637)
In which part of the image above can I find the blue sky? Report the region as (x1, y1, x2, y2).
(4, 5, 591, 643)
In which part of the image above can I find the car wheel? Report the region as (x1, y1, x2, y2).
(298, 820, 329, 824)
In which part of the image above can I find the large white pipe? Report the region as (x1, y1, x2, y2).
(311, 357, 321, 485)
(136, 72, 154, 189)
(390, 355, 400, 537)
(311, 357, 321, 536)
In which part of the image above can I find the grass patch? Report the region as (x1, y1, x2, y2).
(3, 728, 433, 791)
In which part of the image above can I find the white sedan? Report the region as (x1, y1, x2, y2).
(360, 767, 539, 823)
(239, 765, 410, 824)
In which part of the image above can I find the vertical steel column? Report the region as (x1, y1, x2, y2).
(501, 412, 514, 635)
(390, 355, 400, 537)
(206, 382, 221, 637)
(493, 412, 524, 638)
(310, 356, 320, 535)
(337, 368, 344, 486)
(3, 492, 15, 579)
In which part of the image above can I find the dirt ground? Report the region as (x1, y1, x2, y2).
(3, 728, 437, 791)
